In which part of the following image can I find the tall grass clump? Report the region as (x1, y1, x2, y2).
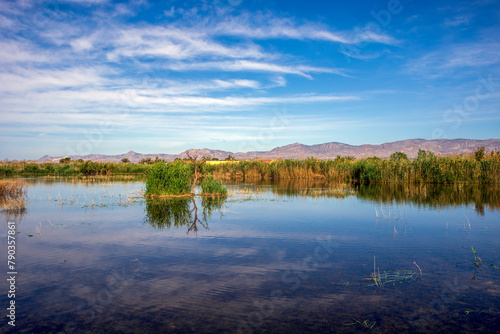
(201, 177, 227, 195)
(0, 180, 28, 197)
(0, 180, 28, 213)
(145, 161, 193, 196)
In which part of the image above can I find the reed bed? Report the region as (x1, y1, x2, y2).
(0, 180, 28, 213)
(0, 180, 28, 197)
(2, 148, 499, 184)
(200, 177, 227, 195)
(207, 149, 500, 184)
(145, 161, 193, 196)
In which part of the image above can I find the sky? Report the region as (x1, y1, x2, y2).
(0, 0, 499, 160)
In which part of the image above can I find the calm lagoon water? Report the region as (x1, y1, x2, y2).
(1, 179, 500, 333)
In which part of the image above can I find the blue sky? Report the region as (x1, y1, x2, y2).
(1, 0, 499, 160)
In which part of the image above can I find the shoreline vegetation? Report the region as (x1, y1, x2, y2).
(1, 148, 499, 184)
(0, 179, 28, 214)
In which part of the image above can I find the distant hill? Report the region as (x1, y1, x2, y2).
(37, 139, 500, 162)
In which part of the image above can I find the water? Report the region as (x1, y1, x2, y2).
(1, 178, 499, 333)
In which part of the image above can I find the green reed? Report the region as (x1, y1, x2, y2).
(145, 161, 193, 196)
(200, 177, 227, 195)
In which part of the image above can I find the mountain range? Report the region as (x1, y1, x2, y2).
(37, 139, 500, 163)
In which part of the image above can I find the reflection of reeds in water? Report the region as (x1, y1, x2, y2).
(359, 183, 500, 215)
(201, 196, 227, 221)
(304, 188, 355, 198)
(374, 203, 408, 238)
(144, 196, 227, 234)
(144, 198, 192, 229)
(0, 180, 28, 215)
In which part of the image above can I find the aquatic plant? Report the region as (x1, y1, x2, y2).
(366, 256, 421, 287)
(345, 318, 377, 331)
(145, 161, 193, 196)
(200, 177, 227, 195)
(366, 270, 419, 287)
(471, 247, 499, 269)
(0, 180, 27, 197)
(0, 180, 28, 214)
(472, 247, 481, 266)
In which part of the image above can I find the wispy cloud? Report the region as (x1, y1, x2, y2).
(406, 40, 500, 77)
(61, 0, 110, 4)
(0, 39, 50, 64)
(209, 12, 398, 45)
(0, 66, 105, 93)
(9, 0, 500, 159)
(442, 14, 473, 28)
(105, 26, 267, 61)
(166, 60, 347, 78)
(211, 14, 351, 43)
(2, 87, 358, 114)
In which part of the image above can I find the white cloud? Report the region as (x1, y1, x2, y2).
(59, 0, 109, 4)
(406, 41, 500, 77)
(0, 13, 14, 28)
(352, 29, 398, 45)
(209, 13, 398, 45)
(70, 36, 94, 51)
(167, 60, 346, 78)
(0, 1, 376, 158)
(270, 76, 287, 87)
(0, 66, 105, 93)
(136, 78, 263, 95)
(105, 26, 266, 61)
(132, 94, 357, 108)
(213, 79, 260, 89)
(442, 15, 472, 28)
(0, 39, 50, 64)
(1, 83, 358, 114)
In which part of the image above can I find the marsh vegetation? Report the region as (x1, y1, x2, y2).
(4, 148, 499, 185)
(144, 156, 228, 197)
(0, 179, 28, 214)
(208, 149, 500, 183)
(144, 161, 193, 196)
